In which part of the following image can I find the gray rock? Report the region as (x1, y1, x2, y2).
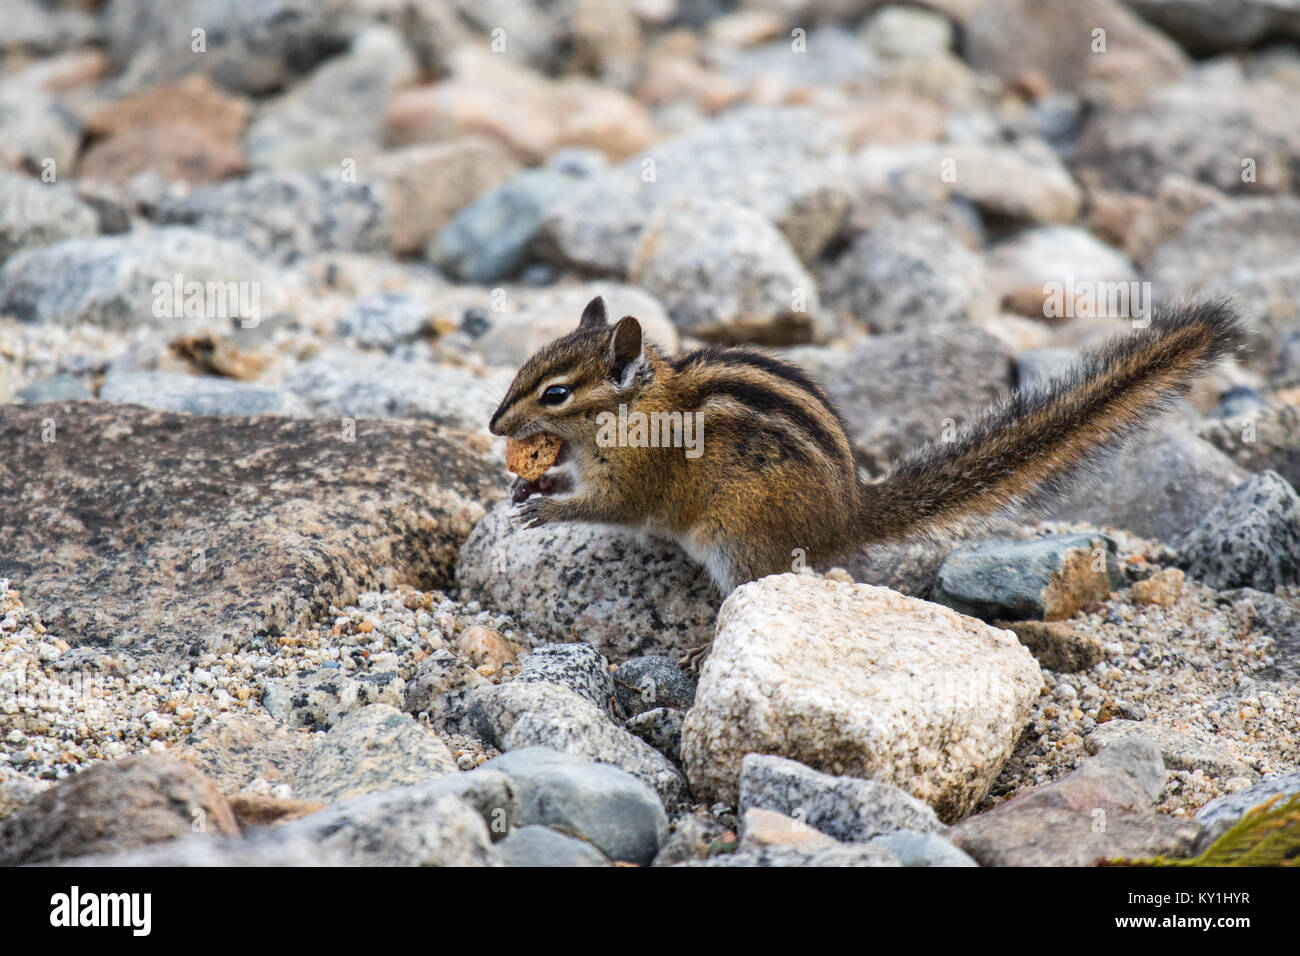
(153, 170, 390, 265)
(868, 829, 979, 867)
(290, 703, 458, 803)
(1126, 0, 1300, 52)
(276, 788, 499, 866)
(261, 669, 407, 732)
(985, 225, 1138, 307)
(497, 825, 610, 867)
(1085, 720, 1257, 780)
(1017, 348, 1081, 389)
(15, 373, 92, 404)
(624, 707, 685, 765)
(1046, 427, 1245, 542)
(429, 165, 590, 283)
(1179, 471, 1300, 591)
(336, 292, 436, 349)
(103, 0, 352, 96)
(629, 197, 825, 345)
(825, 323, 1012, 474)
(1076, 68, 1300, 197)
(479, 750, 667, 865)
(0, 404, 504, 665)
(457, 501, 719, 661)
(441, 282, 679, 370)
(1196, 398, 1300, 489)
(613, 656, 696, 717)
(245, 26, 416, 171)
(539, 107, 850, 275)
(678, 843, 901, 867)
(1194, 770, 1300, 849)
(283, 348, 508, 431)
(739, 754, 946, 844)
(821, 218, 991, 334)
(0, 81, 82, 175)
(403, 648, 488, 729)
(515, 642, 614, 715)
(1148, 197, 1300, 371)
(467, 683, 688, 809)
(0, 228, 269, 329)
(99, 371, 305, 417)
(0, 171, 97, 264)
(931, 533, 1123, 622)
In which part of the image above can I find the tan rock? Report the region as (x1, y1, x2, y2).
(227, 793, 325, 827)
(457, 625, 526, 671)
(1001, 620, 1104, 672)
(682, 575, 1043, 820)
(0, 755, 239, 865)
(372, 138, 520, 255)
(1129, 567, 1185, 609)
(739, 807, 840, 852)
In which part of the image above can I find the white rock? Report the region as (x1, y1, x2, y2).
(681, 574, 1043, 820)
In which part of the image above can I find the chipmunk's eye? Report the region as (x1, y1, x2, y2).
(539, 384, 571, 406)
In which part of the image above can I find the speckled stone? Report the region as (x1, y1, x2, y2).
(932, 533, 1124, 622)
(274, 789, 500, 866)
(538, 107, 849, 275)
(682, 575, 1043, 819)
(738, 754, 946, 842)
(261, 668, 406, 731)
(1179, 471, 1300, 590)
(0, 170, 97, 264)
(821, 217, 993, 334)
(515, 641, 614, 714)
(153, 169, 391, 264)
(0, 403, 504, 665)
(624, 707, 685, 764)
(174, 712, 316, 792)
(457, 500, 719, 661)
(467, 682, 688, 809)
(0, 228, 270, 328)
(1199, 403, 1300, 491)
(613, 655, 696, 717)
(630, 196, 826, 344)
(291, 703, 458, 803)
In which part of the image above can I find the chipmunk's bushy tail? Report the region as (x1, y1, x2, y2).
(855, 298, 1247, 544)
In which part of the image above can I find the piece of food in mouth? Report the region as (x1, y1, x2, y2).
(506, 432, 565, 504)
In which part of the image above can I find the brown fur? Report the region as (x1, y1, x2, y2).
(490, 297, 1246, 593)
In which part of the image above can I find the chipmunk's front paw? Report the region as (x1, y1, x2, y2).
(514, 496, 557, 529)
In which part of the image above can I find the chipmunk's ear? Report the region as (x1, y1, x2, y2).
(578, 296, 608, 331)
(608, 315, 643, 385)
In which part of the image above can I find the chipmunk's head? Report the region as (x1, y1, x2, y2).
(489, 296, 653, 444)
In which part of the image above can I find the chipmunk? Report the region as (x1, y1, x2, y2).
(489, 296, 1244, 597)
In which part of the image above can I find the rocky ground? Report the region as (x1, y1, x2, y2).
(2, 0, 1300, 867)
